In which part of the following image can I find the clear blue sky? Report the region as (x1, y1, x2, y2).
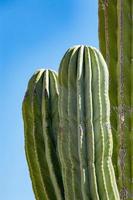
(0, 0, 98, 199)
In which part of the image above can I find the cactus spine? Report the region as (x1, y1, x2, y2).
(22, 69, 64, 200)
(58, 45, 120, 200)
(98, 1, 133, 199)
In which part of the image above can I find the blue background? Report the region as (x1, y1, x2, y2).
(0, 0, 98, 199)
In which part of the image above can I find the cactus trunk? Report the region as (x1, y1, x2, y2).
(22, 69, 64, 200)
(98, 1, 133, 199)
(58, 45, 120, 200)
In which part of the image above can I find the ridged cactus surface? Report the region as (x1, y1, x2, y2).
(22, 69, 64, 200)
(98, 1, 133, 199)
(57, 45, 120, 200)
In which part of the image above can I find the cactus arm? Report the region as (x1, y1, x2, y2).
(23, 69, 64, 200)
(99, 1, 133, 198)
(41, 70, 64, 200)
(58, 45, 120, 200)
(84, 46, 100, 200)
(58, 47, 75, 200)
(95, 48, 120, 200)
(22, 70, 49, 200)
(117, 1, 133, 198)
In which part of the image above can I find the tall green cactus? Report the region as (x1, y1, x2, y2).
(22, 69, 64, 200)
(98, 1, 133, 199)
(57, 45, 120, 200)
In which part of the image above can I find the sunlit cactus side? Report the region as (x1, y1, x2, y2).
(98, 1, 133, 199)
(22, 69, 64, 200)
(57, 45, 120, 200)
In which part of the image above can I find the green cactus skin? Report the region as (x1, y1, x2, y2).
(22, 69, 64, 200)
(58, 45, 120, 200)
(98, 1, 133, 199)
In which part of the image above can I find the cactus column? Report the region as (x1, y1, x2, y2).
(57, 45, 120, 200)
(98, 1, 133, 199)
(22, 69, 64, 200)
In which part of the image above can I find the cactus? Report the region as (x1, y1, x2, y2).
(98, 1, 133, 199)
(22, 69, 64, 200)
(57, 45, 120, 200)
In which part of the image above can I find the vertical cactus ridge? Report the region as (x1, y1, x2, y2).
(84, 47, 100, 200)
(132, 1, 133, 197)
(58, 46, 83, 200)
(117, 2, 133, 198)
(22, 70, 48, 200)
(94, 47, 120, 200)
(22, 69, 64, 200)
(57, 47, 76, 200)
(33, 71, 56, 200)
(77, 46, 90, 200)
(98, 0, 119, 182)
(99, 1, 133, 199)
(58, 45, 120, 200)
(42, 70, 64, 200)
(90, 48, 109, 200)
(67, 46, 83, 200)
